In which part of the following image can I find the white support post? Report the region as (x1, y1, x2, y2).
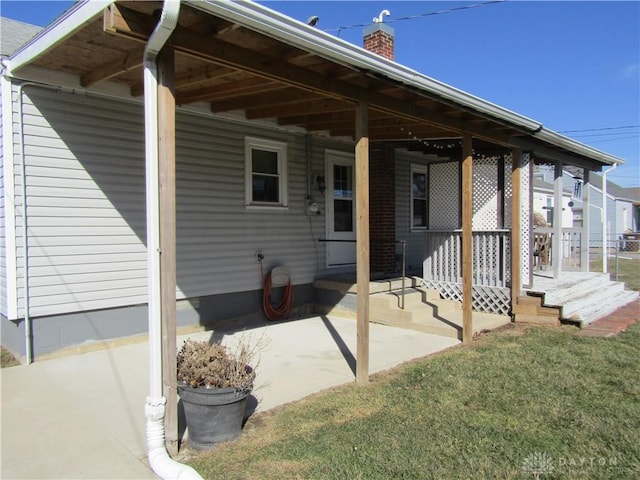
(581, 169, 590, 271)
(552, 161, 563, 278)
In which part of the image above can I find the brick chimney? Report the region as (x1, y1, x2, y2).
(363, 22, 394, 61)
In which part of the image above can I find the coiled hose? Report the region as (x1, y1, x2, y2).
(261, 264, 294, 321)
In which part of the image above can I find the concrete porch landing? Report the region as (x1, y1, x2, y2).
(314, 276, 511, 339)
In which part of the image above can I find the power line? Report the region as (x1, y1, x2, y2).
(326, 0, 506, 35)
(559, 125, 640, 133)
(584, 135, 639, 144)
(570, 131, 640, 139)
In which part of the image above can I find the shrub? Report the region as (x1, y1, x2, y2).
(177, 339, 256, 392)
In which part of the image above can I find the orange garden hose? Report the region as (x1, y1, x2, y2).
(261, 263, 294, 321)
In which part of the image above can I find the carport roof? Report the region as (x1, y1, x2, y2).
(5, 0, 624, 169)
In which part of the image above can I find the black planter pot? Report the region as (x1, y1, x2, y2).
(178, 385, 250, 450)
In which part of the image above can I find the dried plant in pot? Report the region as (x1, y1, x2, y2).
(177, 338, 257, 450)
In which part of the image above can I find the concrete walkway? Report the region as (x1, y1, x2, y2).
(1, 315, 459, 479)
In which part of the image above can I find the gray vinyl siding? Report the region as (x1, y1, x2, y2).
(0, 83, 6, 317)
(174, 114, 332, 298)
(15, 86, 147, 317)
(14, 85, 344, 318)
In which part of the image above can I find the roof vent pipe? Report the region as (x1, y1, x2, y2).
(143, 1, 203, 478)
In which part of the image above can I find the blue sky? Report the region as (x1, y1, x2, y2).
(2, 0, 638, 187)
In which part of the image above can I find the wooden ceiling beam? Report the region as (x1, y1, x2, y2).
(130, 64, 237, 96)
(279, 109, 398, 126)
(211, 87, 321, 113)
(317, 117, 439, 135)
(330, 125, 454, 140)
(80, 46, 144, 87)
(245, 98, 354, 120)
(104, 4, 514, 145)
(176, 78, 282, 105)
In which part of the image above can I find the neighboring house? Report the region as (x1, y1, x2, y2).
(0, 17, 42, 57)
(532, 176, 575, 228)
(534, 164, 640, 244)
(0, 1, 627, 359)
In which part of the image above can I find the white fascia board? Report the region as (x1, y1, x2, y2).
(7, 0, 115, 76)
(1, 75, 18, 319)
(189, 0, 542, 133)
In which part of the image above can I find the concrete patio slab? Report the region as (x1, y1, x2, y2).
(1, 315, 459, 479)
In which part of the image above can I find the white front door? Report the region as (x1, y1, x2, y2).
(325, 151, 356, 266)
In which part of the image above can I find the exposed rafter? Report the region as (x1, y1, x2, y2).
(103, 4, 516, 145)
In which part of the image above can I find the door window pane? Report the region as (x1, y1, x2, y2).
(333, 165, 353, 198)
(334, 199, 353, 232)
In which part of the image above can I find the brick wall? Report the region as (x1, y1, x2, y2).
(369, 145, 396, 274)
(363, 24, 394, 61)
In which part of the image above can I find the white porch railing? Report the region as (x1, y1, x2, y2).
(423, 230, 511, 287)
(534, 227, 582, 270)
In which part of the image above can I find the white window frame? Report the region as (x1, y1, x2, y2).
(411, 164, 428, 231)
(244, 137, 288, 210)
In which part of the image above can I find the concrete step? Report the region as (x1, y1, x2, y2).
(561, 281, 626, 319)
(370, 276, 423, 293)
(569, 289, 639, 326)
(391, 288, 461, 311)
(371, 289, 462, 319)
(408, 309, 511, 339)
(370, 294, 413, 326)
(370, 289, 509, 339)
(543, 272, 612, 306)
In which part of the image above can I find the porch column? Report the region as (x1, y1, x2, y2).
(355, 102, 370, 383)
(552, 160, 563, 278)
(158, 48, 178, 452)
(511, 149, 522, 301)
(581, 169, 590, 271)
(461, 134, 473, 344)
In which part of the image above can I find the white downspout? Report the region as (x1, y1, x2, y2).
(143, 1, 202, 479)
(601, 164, 616, 274)
(14, 81, 39, 364)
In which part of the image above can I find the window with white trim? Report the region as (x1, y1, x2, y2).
(245, 137, 288, 208)
(411, 164, 428, 229)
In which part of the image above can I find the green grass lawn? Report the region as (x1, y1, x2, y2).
(185, 323, 640, 479)
(590, 256, 640, 292)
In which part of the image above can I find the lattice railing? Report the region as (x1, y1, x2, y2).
(422, 279, 511, 316)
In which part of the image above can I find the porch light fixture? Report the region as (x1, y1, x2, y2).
(316, 175, 326, 194)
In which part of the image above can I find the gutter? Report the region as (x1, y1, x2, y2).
(143, 1, 202, 478)
(534, 128, 624, 167)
